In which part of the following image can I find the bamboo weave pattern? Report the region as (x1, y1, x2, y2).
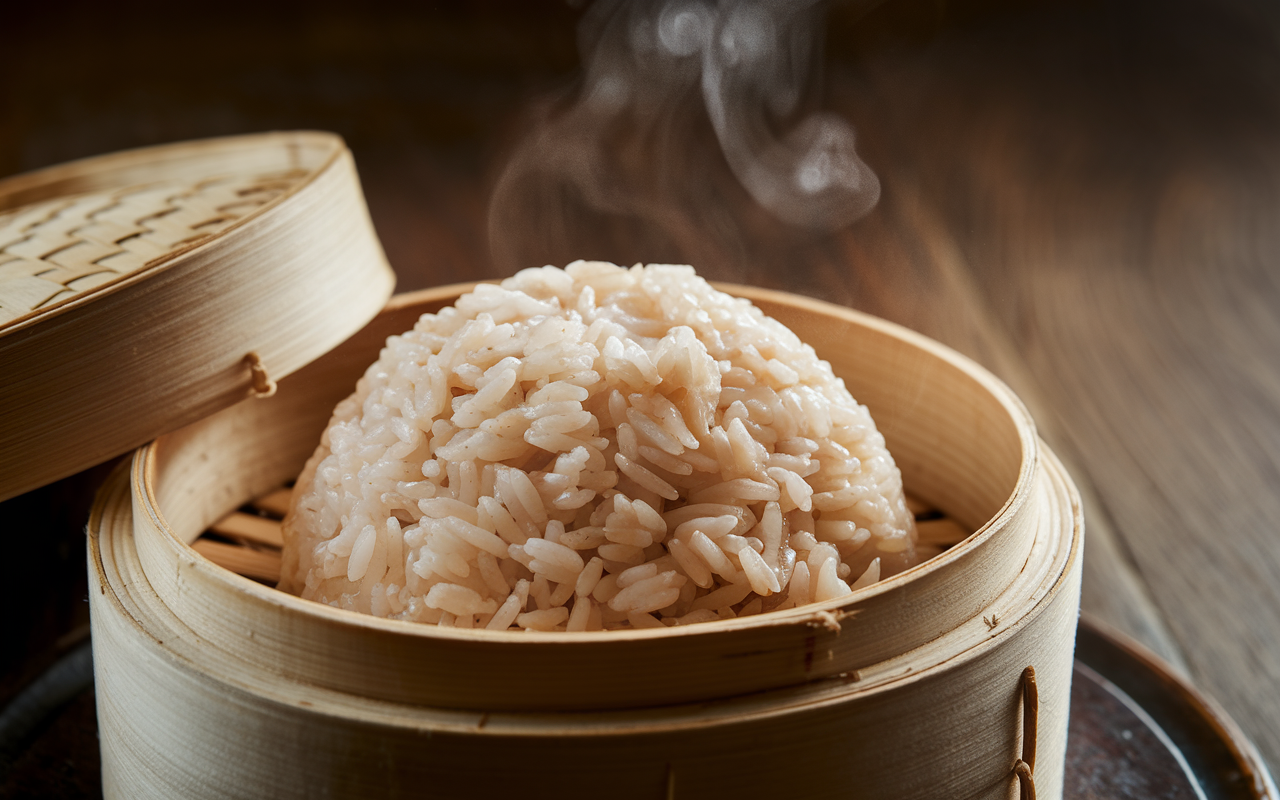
(0, 169, 308, 325)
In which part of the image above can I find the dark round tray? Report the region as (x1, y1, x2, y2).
(1067, 619, 1277, 799)
(0, 619, 1275, 798)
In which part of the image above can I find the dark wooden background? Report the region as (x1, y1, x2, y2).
(4, 0, 1280, 790)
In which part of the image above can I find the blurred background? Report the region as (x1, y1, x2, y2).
(4, 0, 1280, 794)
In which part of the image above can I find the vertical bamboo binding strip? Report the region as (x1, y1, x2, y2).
(1017, 665, 1040, 800)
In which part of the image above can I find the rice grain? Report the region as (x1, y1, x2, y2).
(281, 262, 917, 630)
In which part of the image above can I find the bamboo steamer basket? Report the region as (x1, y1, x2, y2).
(89, 283, 1083, 800)
(0, 131, 395, 502)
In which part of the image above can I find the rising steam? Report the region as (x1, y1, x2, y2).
(690, 0, 879, 228)
(489, 0, 878, 270)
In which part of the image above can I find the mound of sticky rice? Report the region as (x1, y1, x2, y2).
(279, 262, 918, 631)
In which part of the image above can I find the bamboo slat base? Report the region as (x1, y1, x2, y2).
(193, 490, 966, 589)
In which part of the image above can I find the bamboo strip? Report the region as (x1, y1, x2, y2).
(250, 488, 293, 518)
(191, 539, 282, 584)
(917, 517, 971, 548)
(208, 511, 284, 549)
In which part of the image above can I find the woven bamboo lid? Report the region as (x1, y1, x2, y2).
(0, 132, 396, 502)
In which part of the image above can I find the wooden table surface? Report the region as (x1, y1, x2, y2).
(3, 0, 1279, 788)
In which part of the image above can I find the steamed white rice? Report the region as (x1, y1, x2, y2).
(279, 262, 917, 631)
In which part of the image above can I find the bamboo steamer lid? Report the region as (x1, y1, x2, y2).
(0, 132, 396, 502)
(88, 285, 1084, 800)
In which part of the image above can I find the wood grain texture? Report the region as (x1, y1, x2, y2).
(3, 0, 1278, 786)
(826, 0, 1280, 773)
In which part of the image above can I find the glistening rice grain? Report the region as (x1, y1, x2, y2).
(279, 262, 918, 631)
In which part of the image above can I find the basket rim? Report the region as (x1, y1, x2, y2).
(92, 439, 1082, 736)
(138, 280, 1043, 647)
